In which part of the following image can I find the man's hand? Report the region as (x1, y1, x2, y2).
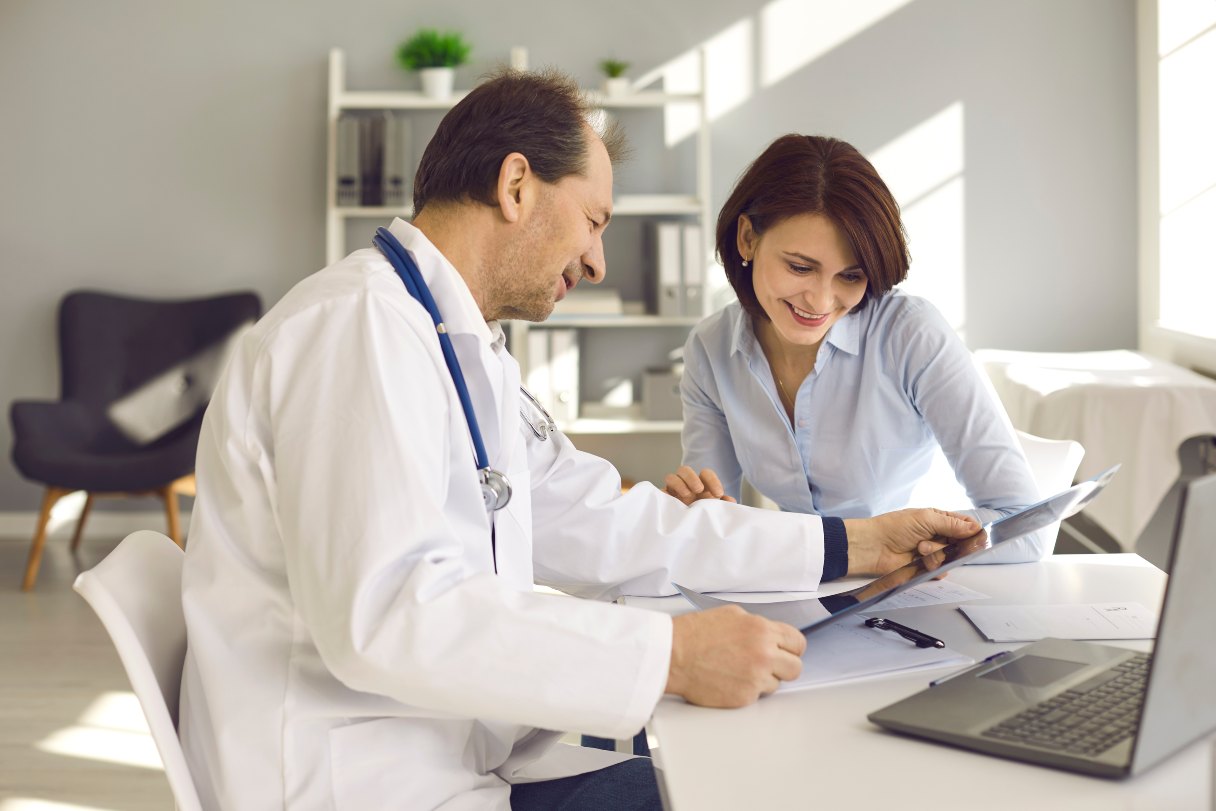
(843, 509, 981, 576)
(665, 605, 805, 707)
(662, 465, 736, 506)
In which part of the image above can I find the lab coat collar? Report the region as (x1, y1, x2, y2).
(386, 218, 494, 346)
(729, 302, 861, 358)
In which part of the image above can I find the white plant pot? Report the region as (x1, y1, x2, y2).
(603, 77, 631, 97)
(420, 67, 456, 100)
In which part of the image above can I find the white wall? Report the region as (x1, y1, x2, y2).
(0, 0, 1137, 510)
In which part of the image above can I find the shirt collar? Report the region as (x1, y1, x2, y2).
(729, 301, 863, 359)
(386, 218, 494, 347)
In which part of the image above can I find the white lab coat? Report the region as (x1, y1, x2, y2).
(179, 219, 831, 810)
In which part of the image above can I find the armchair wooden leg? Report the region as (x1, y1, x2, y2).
(69, 492, 95, 553)
(161, 485, 183, 549)
(22, 486, 71, 591)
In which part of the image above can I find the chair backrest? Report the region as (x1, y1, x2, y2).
(73, 530, 203, 811)
(1014, 430, 1085, 553)
(58, 289, 261, 406)
(907, 431, 1084, 550)
(1015, 430, 1086, 496)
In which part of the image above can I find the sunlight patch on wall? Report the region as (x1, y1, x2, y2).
(45, 490, 87, 536)
(633, 18, 754, 147)
(868, 102, 966, 336)
(759, 0, 914, 88)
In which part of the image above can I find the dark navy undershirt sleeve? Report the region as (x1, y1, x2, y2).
(821, 517, 848, 581)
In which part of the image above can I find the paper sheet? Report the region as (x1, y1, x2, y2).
(867, 580, 989, 610)
(788, 617, 972, 691)
(959, 602, 1157, 642)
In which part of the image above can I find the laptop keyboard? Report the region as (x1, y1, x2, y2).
(982, 653, 1150, 757)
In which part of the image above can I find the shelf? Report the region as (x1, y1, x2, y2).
(337, 90, 470, 110)
(534, 315, 700, 328)
(585, 90, 702, 108)
(612, 194, 701, 216)
(562, 417, 683, 434)
(335, 196, 698, 220)
(335, 89, 699, 113)
(335, 205, 413, 218)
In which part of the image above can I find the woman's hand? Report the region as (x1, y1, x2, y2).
(662, 465, 736, 505)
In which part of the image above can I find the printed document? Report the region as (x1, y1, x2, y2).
(959, 602, 1157, 642)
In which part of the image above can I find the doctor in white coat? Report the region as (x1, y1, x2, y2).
(178, 68, 980, 810)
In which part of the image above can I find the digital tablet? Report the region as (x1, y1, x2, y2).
(674, 464, 1120, 634)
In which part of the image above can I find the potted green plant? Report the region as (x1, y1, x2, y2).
(397, 29, 472, 100)
(599, 58, 631, 97)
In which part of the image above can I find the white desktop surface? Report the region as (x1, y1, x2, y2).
(641, 555, 1215, 811)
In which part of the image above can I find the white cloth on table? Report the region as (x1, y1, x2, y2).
(974, 349, 1216, 549)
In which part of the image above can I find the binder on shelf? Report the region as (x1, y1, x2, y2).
(382, 113, 410, 208)
(336, 114, 361, 206)
(547, 328, 580, 425)
(358, 111, 386, 206)
(681, 223, 705, 318)
(654, 221, 683, 317)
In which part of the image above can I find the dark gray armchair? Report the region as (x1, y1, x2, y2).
(11, 290, 261, 590)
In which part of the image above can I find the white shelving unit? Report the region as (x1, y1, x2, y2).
(324, 48, 711, 442)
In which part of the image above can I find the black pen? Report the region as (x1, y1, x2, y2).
(864, 616, 945, 649)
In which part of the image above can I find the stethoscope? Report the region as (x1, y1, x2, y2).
(373, 227, 558, 515)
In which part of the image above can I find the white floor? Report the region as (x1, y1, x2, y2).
(0, 531, 173, 811)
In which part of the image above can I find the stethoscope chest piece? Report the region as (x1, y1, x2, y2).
(480, 468, 512, 512)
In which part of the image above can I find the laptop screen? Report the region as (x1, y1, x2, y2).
(676, 464, 1120, 634)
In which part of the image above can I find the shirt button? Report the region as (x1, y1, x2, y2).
(797, 419, 808, 428)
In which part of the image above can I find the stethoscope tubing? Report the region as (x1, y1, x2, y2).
(373, 228, 494, 474)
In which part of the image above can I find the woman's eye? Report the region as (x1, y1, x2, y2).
(841, 273, 865, 284)
(788, 263, 813, 274)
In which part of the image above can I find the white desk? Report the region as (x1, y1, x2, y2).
(644, 555, 1215, 811)
(975, 349, 1216, 550)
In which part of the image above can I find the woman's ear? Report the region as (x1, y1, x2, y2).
(496, 152, 531, 224)
(736, 214, 757, 262)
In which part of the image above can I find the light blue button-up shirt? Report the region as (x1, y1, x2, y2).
(680, 291, 1048, 563)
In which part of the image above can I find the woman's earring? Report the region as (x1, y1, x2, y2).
(741, 258, 750, 268)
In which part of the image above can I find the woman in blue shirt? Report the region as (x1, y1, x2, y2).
(664, 134, 1048, 563)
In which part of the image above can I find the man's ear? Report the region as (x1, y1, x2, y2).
(736, 214, 757, 261)
(496, 152, 531, 224)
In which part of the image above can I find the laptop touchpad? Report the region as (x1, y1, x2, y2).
(979, 655, 1089, 688)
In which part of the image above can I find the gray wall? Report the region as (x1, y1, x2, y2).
(0, 0, 1137, 510)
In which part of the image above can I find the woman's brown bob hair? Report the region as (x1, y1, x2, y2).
(717, 134, 909, 320)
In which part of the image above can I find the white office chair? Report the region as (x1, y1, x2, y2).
(73, 530, 203, 811)
(1015, 430, 1085, 552)
(908, 430, 1085, 553)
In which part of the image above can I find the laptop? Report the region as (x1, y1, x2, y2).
(867, 472, 1216, 778)
(676, 465, 1121, 635)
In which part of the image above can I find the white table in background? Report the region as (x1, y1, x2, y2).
(974, 349, 1216, 550)
(641, 555, 1214, 811)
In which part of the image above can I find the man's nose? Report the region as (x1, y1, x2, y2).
(581, 234, 606, 284)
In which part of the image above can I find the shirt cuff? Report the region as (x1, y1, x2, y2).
(821, 517, 848, 581)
